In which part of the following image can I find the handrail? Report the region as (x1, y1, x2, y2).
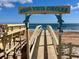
(7, 28, 26, 35)
(47, 25, 59, 45)
(0, 40, 26, 58)
(0, 28, 26, 38)
(29, 25, 42, 47)
(47, 25, 59, 55)
(7, 24, 25, 27)
(30, 25, 42, 59)
(0, 28, 26, 47)
(0, 27, 26, 58)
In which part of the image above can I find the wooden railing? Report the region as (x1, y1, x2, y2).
(7, 24, 25, 32)
(61, 43, 79, 59)
(47, 25, 59, 45)
(47, 25, 79, 59)
(0, 24, 26, 59)
(30, 25, 42, 59)
(47, 25, 59, 56)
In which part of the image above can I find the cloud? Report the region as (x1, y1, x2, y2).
(0, 0, 32, 8)
(19, 0, 29, 4)
(3, 2, 15, 8)
(71, 3, 79, 10)
(26, 0, 32, 3)
(18, 0, 32, 4)
(0, 0, 15, 8)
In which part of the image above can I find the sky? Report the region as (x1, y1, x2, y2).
(0, 0, 79, 24)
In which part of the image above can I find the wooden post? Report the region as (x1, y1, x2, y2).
(55, 14, 64, 59)
(58, 34, 62, 59)
(26, 22, 30, 59)
(1, 32, 8, 59)
(4, 25, 8, 59)
(19, 32, 22, 58)
(19, 32, 22, 50)
(4, 36, 7, 59)
(13, 37, 17, 59)
(69, 43, 72, 59)
(9, 35, 12, 49)
(24, 14, 31, 59)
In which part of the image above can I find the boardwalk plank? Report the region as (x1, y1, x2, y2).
(46, 30, 58, 59)
(37, 30, 44, 59)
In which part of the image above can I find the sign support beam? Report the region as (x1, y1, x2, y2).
(56, 14, 64, 59)
(23, 14, 31, 59)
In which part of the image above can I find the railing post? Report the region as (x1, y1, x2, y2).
(69, 43, 72, 59)
(13, 37, 17, 59)
(19, 32, 22, 50)
(9, 35, 12, 49)
(3, 25, 8, 59)
(56, 14, 64, 59)
(2, 34, 8, 59)
(19, 32, 22, 58)
(4, 39, 7, 59)
(26, 23, 30, 59)
(8, 35, 12, 58)
(24, 14, 31, 59)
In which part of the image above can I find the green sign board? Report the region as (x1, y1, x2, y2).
(19, 6, 70, 14)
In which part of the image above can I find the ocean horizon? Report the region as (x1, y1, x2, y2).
(29, 23, 79, 32)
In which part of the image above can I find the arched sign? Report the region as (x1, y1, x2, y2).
(19, 6, 70, 14)
(19, 6, 70, 59)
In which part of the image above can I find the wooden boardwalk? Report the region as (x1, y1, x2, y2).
(32, 30, 58, 59)
(0, 25, 59, 59)
(0, 25, 79, 59)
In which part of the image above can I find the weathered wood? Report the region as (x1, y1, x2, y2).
(30, 25, 42, 59)
(63, 54, 79, 58)
(69, 43, 72, 59)
(61, 43, 79, 58)
(8, 35, 12, 49)
(0, 28, 26, 58)
(21, 44, 27, 59)
(47, 25, 59, 45)
(0, 40, 26, 58)
(47, 25, 58, 56)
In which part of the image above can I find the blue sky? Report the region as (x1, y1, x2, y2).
(0, 0, 79, 24)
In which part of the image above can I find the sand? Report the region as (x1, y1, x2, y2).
(62, 32, 79, 45)
(55, 31, 79, 45)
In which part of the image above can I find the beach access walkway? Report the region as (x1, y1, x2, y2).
(0, 25, 59, 59)
(32, 30, 58, 59)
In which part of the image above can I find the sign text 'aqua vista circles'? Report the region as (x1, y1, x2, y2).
(19, 6, 70, 14)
